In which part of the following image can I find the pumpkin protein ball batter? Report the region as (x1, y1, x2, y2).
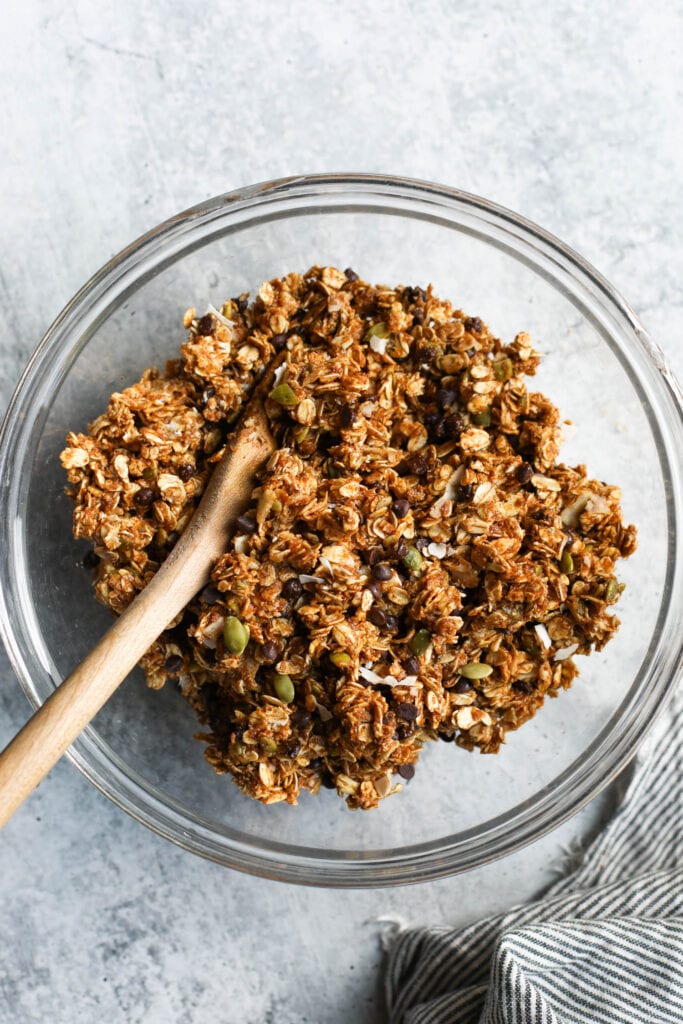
(61, 266, 636, 810)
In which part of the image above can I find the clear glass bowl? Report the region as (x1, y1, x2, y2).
(1, 174, 682, 887)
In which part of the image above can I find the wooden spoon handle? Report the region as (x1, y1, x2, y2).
(0, 405, 275, 828)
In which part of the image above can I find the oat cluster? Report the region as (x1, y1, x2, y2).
(61, 266, 636, 809)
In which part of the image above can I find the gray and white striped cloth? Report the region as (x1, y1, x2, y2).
(385, 687, 683, 1023)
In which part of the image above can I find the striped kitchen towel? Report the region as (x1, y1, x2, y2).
(385, 687, 683, 1024)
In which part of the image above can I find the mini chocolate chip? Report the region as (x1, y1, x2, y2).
(291, 708, 312, 727)
(417, 287, 428, 302)
(423, 412, 440, 430)
(403, 656, 420, 676)
(308, 757, 322, 770)
(365, 579, 383, 600)
(415, 537, 430, 553)
(196, 313, 215, 335)
(271, 332, 287, 350)
(437, 387, 457, 409)
(367, 607, 387, 628)
(394, 536, 409, 560)
(563, 527, 575, 546)
(431, 418, 447, 441)
(397, 703, 418, 721)
(235, 514, 258, 534)
(134, 487, 155, 508)
(82, 549, 99, 570)
(457, 483, 474, 501)
(261, 641, 279, 663)
(200, 681, 220, 711)
(282, 577, 303, 601)
(344, 267, 359, 282)
(440, 732, 455, 742)
(286, 740, 301, 757)
(201, 584, 222, 605)
(454, 677, 473, 694)
(317, 431, 339, 454)
(339, 405, 357, 428)
(321, 773, 336, 789)
(165, 654, 184, 675)
(237, 296, 248, 312)
(384, 613, 399, 631)
(412, 308, 425, 326)
(365, 546, 383, 566)
(513, 680, 534, 694)
(516, 461, 534, 483)
(397, 763, 415, 780)
(372, 563, 392, 581)
(441, 413, 464, 438)
(464, 316, 483, 333)
(200, 385, 215, 406)
(392, 498, 410, 519)
(177, 463, 195, 482)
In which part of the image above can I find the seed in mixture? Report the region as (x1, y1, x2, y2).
(402, 546, 423, 573)
(223, 617, 250, 655)
(273, 673, 295, 704)
(270, 383, 298, 406)
(409, 630, 433, 657)
(60, 265, 636, 811)
(459, 662, 493, 680)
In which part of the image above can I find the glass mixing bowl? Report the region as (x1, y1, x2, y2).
(1, 174, 682, 886)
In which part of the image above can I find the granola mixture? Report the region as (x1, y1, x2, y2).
(61, 267, 637, 809)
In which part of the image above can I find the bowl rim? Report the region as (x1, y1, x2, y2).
(1, 172, 682, 887)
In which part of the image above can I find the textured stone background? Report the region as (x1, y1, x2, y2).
(1, 2, 681, 1021)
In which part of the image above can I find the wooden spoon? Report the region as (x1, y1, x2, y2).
(0, 354, 285, 828)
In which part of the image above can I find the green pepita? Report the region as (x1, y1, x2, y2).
(223, 615, 250, 655)
(605, 578, 618, 602)
(269, 383, 299, 406)
(402, 546, 423, 573)
(493, 357, 513, 381)
(273, 673, 295, 704)
(458, 662, 493, 679)
(472, 408, 492, 427)
(560, 550, 574, 575)
(330, 651, 351, 667)
(409, 629, 432, 656)
(364, 322, 389, 341)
